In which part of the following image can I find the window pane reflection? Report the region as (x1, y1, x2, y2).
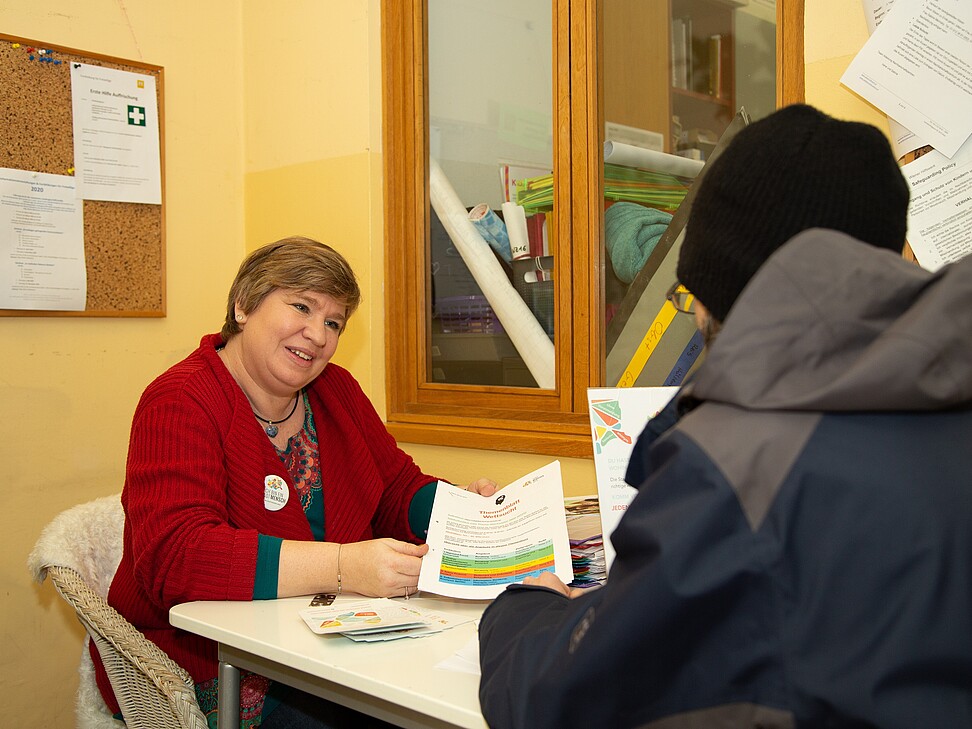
(603, 0, 777, 388)
(428, 0, 553, 388)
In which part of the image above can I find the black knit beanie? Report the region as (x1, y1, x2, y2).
(676, 104, 910, 322)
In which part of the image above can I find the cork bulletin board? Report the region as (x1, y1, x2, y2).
(0, 34, 165, 317)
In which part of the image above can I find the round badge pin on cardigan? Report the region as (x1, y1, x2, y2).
(264, 475, 289, 511)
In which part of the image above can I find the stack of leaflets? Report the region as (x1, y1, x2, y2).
(298, 598, 475, 643)
(569, 534, 606, 588)
(565, 495, 606, 588)
(299, 599, 428, 637)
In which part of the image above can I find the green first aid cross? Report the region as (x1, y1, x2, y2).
(127, 105, 146, 126)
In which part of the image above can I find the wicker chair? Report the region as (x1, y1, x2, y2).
(28, 493, 208, 729)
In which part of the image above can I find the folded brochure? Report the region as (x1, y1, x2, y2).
(418, 460, 573, 600)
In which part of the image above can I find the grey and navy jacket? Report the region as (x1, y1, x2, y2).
(478, 229, 972, 729)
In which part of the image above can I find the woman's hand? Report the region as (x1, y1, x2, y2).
(461, 477, 498, 496)
(341, 538, 429, 598)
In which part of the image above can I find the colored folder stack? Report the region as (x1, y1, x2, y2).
(515, 164, 691, 216)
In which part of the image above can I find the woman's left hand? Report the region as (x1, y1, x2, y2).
(461, 477, 497, 496)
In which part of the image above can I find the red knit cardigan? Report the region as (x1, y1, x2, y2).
(95, 333, 433, 712)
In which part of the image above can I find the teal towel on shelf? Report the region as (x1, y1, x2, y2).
(604, 202, 673, 284)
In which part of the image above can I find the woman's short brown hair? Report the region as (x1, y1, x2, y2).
(220, 236, 361, 341)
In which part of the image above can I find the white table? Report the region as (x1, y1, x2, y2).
(170, 594, 490, 729)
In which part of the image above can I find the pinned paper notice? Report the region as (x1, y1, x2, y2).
(840, 0, 972, 158)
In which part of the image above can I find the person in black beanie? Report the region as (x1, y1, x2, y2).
(477, 104, 972, 729)
(677, 103, 911, 338)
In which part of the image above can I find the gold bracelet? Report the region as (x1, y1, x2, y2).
(336, 543, 343, 595)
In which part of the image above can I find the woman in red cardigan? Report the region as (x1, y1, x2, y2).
(100, 236, 496, 728)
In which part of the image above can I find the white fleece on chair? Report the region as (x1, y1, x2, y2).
(28, 493, 127, 729)
(28, 492, 124, 598)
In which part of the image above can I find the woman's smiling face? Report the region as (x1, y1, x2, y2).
(235, 288, 348, 397)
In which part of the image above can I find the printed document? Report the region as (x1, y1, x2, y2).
(841, 0, 972, 158)
(71, 63, 162, 203)
(419, 461, 572, 599)
(901, 136, 972, 270)
(0, 168, 86, 311)
(859, 0, 926, 157)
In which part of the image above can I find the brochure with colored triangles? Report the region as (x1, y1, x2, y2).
(588, 387, 678, 572)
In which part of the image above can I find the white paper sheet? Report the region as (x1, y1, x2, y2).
(435, 633, 481, 675)
(841, 0, 972, 159)
(71, 63, 162, 203)
(862, 0, 897, 33)
(901, 135, 972, 270)
(859, 0, 926, 157)
(0, 168, 86, 311)
(588, 386, 679, 572)
(419, 461, 573, 599)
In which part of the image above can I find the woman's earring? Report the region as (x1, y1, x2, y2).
(236, 314, 243, 321)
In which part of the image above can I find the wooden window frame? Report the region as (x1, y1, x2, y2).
(381, 0, 804, 458)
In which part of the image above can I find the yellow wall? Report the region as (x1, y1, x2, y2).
(805, 0, 890, 130)
(5, 1, 883, 724)
(3, 1, 247, 725)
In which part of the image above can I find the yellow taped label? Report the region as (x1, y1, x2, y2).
(616, 300, 678, 387)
